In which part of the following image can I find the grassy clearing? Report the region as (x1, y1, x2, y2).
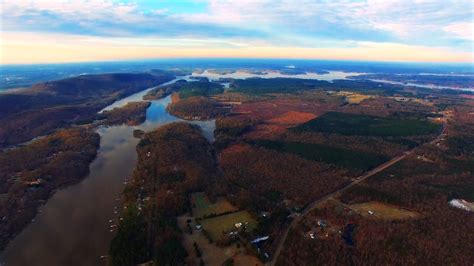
(349, 201, 420, 220)
(177, 215, 262, 266)
(249, 139, 389, 171)
(337, 91, 375, 104)
(200, 211, 258, 241)
(191, 192, 238, 218)
(293, 112, 441, 137)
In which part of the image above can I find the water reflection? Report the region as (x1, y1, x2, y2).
(1, 89, 214, 266)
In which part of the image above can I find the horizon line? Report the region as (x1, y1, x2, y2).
(2, 57, 473, 67)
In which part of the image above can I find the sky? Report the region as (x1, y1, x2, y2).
(0, 0, 473, 64)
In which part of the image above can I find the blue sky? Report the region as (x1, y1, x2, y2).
(1, 0, 473, 63)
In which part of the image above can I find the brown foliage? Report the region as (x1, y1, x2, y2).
(0, 128, 100, 251)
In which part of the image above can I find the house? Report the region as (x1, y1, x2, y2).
(306, 230, 316, 239)
(25, 178, 43, 187)
(195, 224, 202, 231)
(317, 219, 327, 228)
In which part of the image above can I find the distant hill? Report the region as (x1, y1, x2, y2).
(0, 73, 175, 147)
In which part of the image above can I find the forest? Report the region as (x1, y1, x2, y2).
(98, 101, 151, 126)
(229, 77, 407, 96)
(0, 72, 175, 147)
(109, 122, 218, 265)
(293, 112, 442, 137)
(0, 128, 100, 251)
(167, 96, 228, 120)
(277, 102, 474, 265)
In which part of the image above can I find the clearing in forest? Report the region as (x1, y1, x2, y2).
(349, 201, 420, 220)
(267, 111, 317, 126)
(191, 192, 238, 218)
(200, 211, 258, 241)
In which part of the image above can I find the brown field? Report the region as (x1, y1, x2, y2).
(191, 192, 238, 218)
(200, 211, 258, 241)
(267, 111, 317, 126)
(245, 111, 318, 139)
(349, 201, 420, 220)
(232, 98, 336, 121)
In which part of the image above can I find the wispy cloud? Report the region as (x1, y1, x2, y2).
(0, 0, 472, 63)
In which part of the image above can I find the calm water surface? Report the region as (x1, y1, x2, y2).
(1, 80, 214, 266)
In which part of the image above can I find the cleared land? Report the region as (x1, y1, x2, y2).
(267, 111, 317, 126)
(200, 211, 258, 241)
(337, 91, 375, 104)
(178, 215, 262, 266)
(349, 201, 420, 220)
(191, 192, 238, 218)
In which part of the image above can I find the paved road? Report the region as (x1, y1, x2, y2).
(269, 124, 446, 265)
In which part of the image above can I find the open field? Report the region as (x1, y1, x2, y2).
(267, 111, 317, 126)
(337, 91, 375, 104)
(192, 192, 238, 218)
(231, 98, 338, 121)
(178, 215, 262, 266)
(349, 201, 420, 220)
(293, 112, 441, 137)
(200, 211, 258, 241)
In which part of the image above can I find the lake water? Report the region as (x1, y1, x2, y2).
(367, 79, 474, 92)
(191, 70, 362, 82)
(0, 80, 215, 266)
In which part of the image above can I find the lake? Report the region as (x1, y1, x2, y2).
(0, 79, 215, 266)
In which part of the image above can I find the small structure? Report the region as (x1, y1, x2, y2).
(317, 219, 327, 228)
(449, 199, 474, 212)
(195, 224, 202, 231)
(234, 222, 243, 229)
(368, 210, 374, 215)
(251, 236, 269, 244)
(25, 178, 43, 187)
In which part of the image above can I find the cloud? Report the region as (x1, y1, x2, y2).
(0, 0, 473, 63)
(443, 22, 474, 41)
(0, 0, 262, 38)
(2, 31, 471, 64)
